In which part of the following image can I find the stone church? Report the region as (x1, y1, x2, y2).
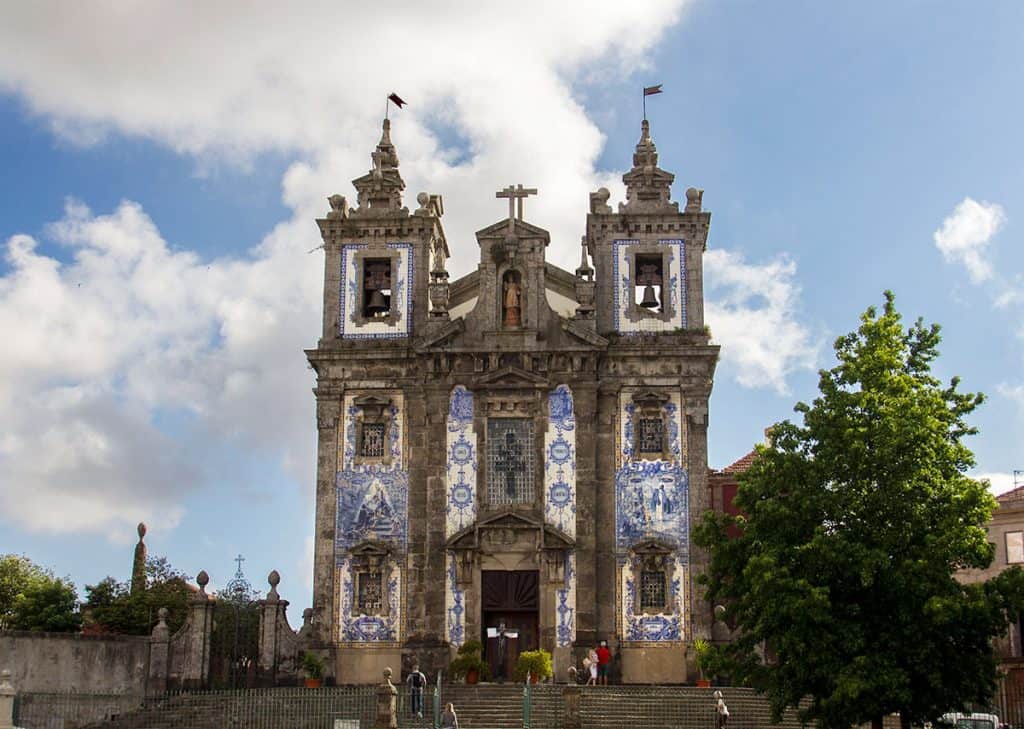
(306, 114, 719, 684)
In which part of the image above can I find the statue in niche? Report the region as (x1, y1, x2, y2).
(503, 274, 522, 328)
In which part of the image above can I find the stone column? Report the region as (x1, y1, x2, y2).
(375, 667, 398, 729)
(148, 607, 170, 695)
(0, 669, 14, 729)
(182, 570, 215, 689)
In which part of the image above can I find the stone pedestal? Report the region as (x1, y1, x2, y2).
(562, 684, 582, 729)
(375, 668, 398, 729)
(147, 607, 170, 694)
(0, 669, 15, 729)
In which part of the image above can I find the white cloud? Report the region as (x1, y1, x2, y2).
(0, 201, 320, 541)
(0, 2, 694, 538)
(704, 249, 819, 394)
(933, 197, 1006, 283)
(0, 1, 689, 276)
(974, 471, 1018, 497)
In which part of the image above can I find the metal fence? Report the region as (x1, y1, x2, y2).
(17, 682, 1019, 729)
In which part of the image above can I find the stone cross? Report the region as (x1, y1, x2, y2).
(495, 184, 538, 227)
(234, 554, 245, 578)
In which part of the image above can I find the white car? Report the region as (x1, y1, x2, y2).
(939, 712, 1003, 729)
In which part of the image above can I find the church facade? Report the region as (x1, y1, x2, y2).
(306, 116, 719, 684)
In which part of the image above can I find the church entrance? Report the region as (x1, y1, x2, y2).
(481, 570, 539, 681)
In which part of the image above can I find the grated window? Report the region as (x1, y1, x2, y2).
(356, 571, 383, 613)
(640, 570, 666, 610)
(637, 417, 664, 454)
(486, 418, 535, 505)
(360, 423, 386, 458)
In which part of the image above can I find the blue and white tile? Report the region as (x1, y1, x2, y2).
(339, 242, 414, 339)
(446, 386, 477, 537)
(444, 552, 466, 648)
(336, 557, 402, 643)
(611, 239, 687, 334)
(620, 557, 687, 643)
(556, 552, 576, 647)
(544, 385, 576, 538)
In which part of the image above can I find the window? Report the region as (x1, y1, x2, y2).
(1007, 531, 1024, 564)
(486, 418, 535, 505)
(360, 423, 386, 458)
(637, 418, 664, 454)
(356, 570, 383, 613)
(634, 253, 664, 313)
(362, 258, 392, 318)
(640, 570, 666, 610)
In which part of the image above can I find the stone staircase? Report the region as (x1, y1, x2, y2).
(438, 684, 535, 728)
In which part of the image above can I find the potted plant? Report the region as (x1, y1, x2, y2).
(301, 651, 325, 688)
(514, 649, 553, 683)
(692, 638, 712, 688)
(449, 639, 490, 684)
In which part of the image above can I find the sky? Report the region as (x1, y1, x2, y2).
(1, 1, 1023, 613)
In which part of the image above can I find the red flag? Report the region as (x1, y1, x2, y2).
(643, 84, 663, 96)
(388, 92, 407, 108)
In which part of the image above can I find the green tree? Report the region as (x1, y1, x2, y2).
(84, 556, 191, 635)
(695, 292, 1024, 729)
(0, 554, 81, 632)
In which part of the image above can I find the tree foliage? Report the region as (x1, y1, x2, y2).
(83, 556, 191, 635)
(0, 554, 81, 632)
(695, 292, 1024, 728)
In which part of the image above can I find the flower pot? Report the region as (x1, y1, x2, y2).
(696, 678, 711, 688)
(305, 678, 323, 688)
(466, 668, 479, 685)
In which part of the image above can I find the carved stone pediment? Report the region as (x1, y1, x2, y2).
(349, 540, 392, 570)
(445, 509, 576, 552)
(473, 366, 549, 390)
(629, 537, 675, 558)
(632, 390, 670, 408)
(475, 218, 550, 243)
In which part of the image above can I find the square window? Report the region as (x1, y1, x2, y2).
(356, 571, 383, 613)
(638, 417, 664, 454)
(486, 418, 535, 505)
(362, 258, 392, 318)
(640, 570, 666, 610)
(360, 423, 386, 458)
(1007, 531, 1024, 564)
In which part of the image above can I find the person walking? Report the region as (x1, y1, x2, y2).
(713, 689, 729, 729)
(596, 640, 612, 685)
(440, 701, 459, 729)
(585, 647, 599, 685)
(406, 662, 426, 718)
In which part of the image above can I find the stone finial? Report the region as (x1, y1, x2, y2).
(576, 236, 593, 280)
(0, 668, 12, 690)
(267, 570, 281, 600)
(685, 187, 704, 213)
(352, 119, 406, 215)
(589, 187, 612, 214)
(151, 607, 170, 641)
(621, 118, 678, 213)
(414, 192, 430, 215)
(327, 194, 349, 220)
(633, 119, 658, 169)
(196, 570, 210, 595)
(131, 522, 148, 596)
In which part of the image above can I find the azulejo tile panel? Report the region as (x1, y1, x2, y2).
(445, 552, 466, 648)
(620, 557, 686, 642)
(611, 239, 687, 334)
(335, 392, 408, 642)
(445, 386, 477, 538)
(337, 558, 402, 643)
(339, 243, 413, 339)
(544, 385, 576, 538)
(556, 552, 577, 647)
(616, 389, 689, 642)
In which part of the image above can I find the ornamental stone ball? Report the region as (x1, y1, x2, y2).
(137, 522, 147, 539)
(268, 570, 281, 588)
(197, 570, 210, 592)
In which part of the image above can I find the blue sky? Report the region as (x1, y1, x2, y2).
(1, 1, 1022, 612)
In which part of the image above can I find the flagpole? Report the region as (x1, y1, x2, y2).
(385, 95, 390, 121)
(643, 90, 646, 121)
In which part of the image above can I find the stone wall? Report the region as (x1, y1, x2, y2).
(0, 631, 152, 694)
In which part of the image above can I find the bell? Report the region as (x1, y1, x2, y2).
(640, 284, 659, 308)
(366, 289, 388, 315)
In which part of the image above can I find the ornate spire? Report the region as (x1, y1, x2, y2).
(632, 119, 659, 169)
(130, 522, 147, 596)
(352, 118, 407, 216)
(621, 119, 678, 214)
